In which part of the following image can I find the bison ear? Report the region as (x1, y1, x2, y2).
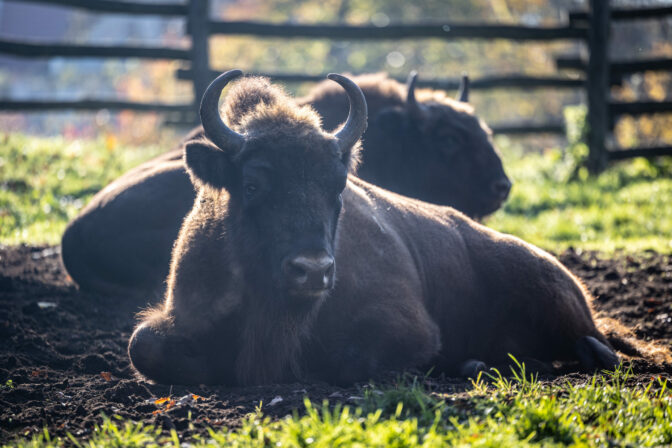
(338, 139, 362, 172)
(184, 140, 235, 190)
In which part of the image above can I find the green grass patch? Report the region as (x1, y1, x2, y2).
(486, 142, 672, 254)
(0, 133, 162, 245)
(1, 132, 671, 252)
(6, 366, 672, 447)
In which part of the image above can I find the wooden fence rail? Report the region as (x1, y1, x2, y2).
(556, 56, 672, 77)
(608, 146, 672, 160)
(570, 6, 672, 23)
(490, 123, 565, 135)
(12, 0, 188, 16)
(176, 69, 585, 90)
(1, 0, 671, 172)
(611, 101, 672, 116)
(0, 39, 190, 60)
(0, 100, 192, 113)
(206, 20, 586, 41)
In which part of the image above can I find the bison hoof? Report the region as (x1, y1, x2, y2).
(459, 359, 487, 378)
(575, 336, 620, 371)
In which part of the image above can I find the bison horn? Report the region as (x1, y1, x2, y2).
(405, 70, 426, 121)
(199, 69, 246, 151)
(456, 73, 469, 103)
(327, 73, 368, 153)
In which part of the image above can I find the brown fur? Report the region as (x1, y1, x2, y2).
(224, 77, 323, 133)
(127, 77, 667, 387)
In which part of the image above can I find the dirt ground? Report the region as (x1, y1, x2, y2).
(0, 244, 670, 443)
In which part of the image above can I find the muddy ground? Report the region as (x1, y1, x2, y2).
(0, 244, 670, 443)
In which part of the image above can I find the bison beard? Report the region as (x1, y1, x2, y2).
(126, 70, 654, 387)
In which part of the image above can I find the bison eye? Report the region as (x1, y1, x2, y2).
(245, 183, 258, 198)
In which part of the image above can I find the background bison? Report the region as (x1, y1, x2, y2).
(61, 72, 510, 297)
(128, 71, 629, 387)
(304, 72, 511, 217)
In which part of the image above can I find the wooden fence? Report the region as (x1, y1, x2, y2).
(1, 0, 672, 173)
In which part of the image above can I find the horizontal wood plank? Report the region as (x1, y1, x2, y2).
(0, 39, 190, 60)
(5, 0, 187, 16)
(209, 20, 587, 41)
(0, 100, 192, 113)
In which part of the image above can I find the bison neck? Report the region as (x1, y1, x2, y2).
(234, 291, 324, 386)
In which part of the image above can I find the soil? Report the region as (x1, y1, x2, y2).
(0, 244, 671, 443)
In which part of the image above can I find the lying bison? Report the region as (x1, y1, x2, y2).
(128, 70, 621, 386)
(61, 72, 509, 297)
(304, 72, 510, 215)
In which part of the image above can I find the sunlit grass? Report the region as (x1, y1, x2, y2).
(1, 132, 671, 253)
(6, 366, 672, 447)
(0, 133, 162, 245)
(487, 143, 672, 254)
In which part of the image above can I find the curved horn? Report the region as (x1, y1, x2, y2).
(456, 73, 469, 103)
(199, 69, 246, 150)
(406, 70, 419, 106)
(405, 70, 425, 121)
(327, 73, 368, 153)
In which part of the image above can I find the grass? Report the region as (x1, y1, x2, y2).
(0, 133, 162, 245)
(1, 132, 671, 252)
(5, 366, 672, 447)
(486, 139, 672, 254)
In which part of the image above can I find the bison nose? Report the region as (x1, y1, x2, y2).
(491, 178, 512, 201)
(283, 253, 335, 293)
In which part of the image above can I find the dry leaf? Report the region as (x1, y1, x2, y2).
(100, 372, 112, 381)
(154, 397, 171, 405)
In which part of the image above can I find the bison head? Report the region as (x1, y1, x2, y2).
(369, 72, 511, 219)
(184, 70, 366, 307)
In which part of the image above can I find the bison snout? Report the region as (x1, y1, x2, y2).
(282, 253, 335, 295)
(491, 177, 512, 201)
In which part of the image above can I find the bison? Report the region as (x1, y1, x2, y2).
(128, 70, 625, 386)
(61, 72, 509, 297)
(304, 72, 511, 216)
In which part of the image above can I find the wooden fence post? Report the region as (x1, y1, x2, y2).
(586, 0, 610, 174)
(187, 0, 211, 118)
